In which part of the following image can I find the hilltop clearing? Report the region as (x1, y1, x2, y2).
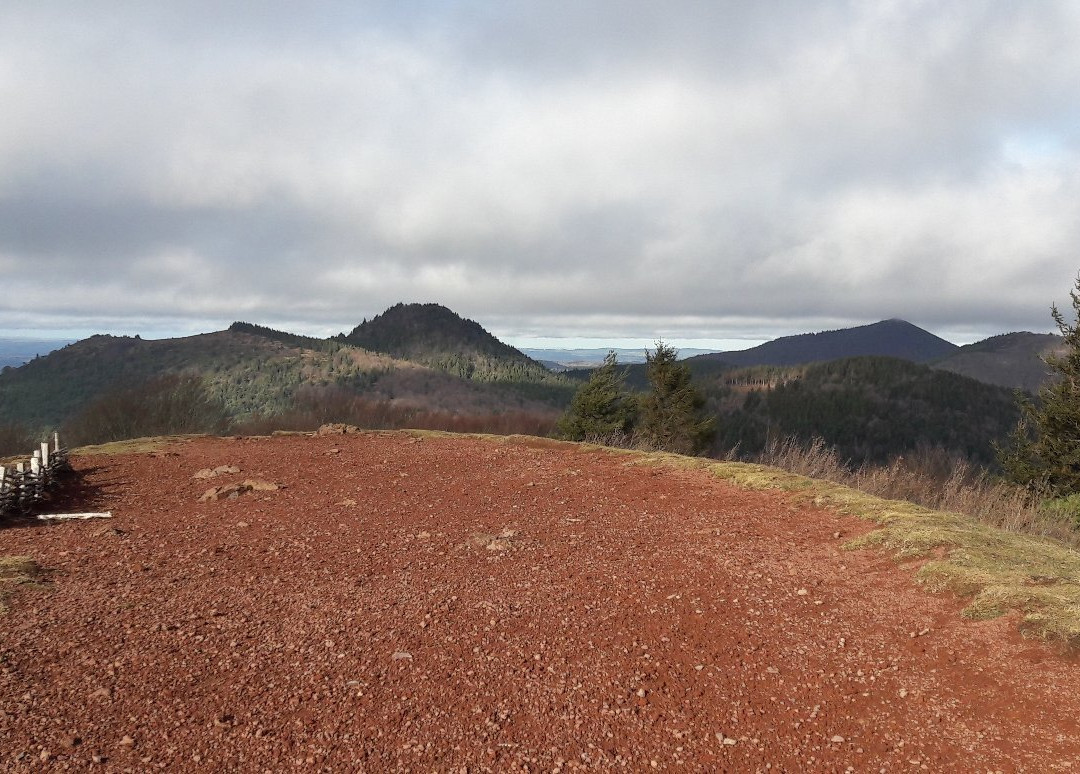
(1, 432, 1078, 770)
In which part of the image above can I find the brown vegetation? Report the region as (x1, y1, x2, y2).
(755, 436, 1078, 547)
(233, 386, 558, 438)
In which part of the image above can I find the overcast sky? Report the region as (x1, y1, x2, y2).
(2, 1, 1079, 349)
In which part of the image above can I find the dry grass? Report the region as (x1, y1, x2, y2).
(71, 434, 207, 456)
(755, 436, 1079, 547)
(233, 391, 559, 439)
(0, 556, 46, 613)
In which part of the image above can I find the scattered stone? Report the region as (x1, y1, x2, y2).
(88, 687, 112, 701)
(391, 651, 413, 661)
(193, 465, 241, 479)
(317, 423, 361, 435)
(796, 588, 809, 596)
(899, 688, 909, 698)
(200, 485, 237, 502)
(199, 480, 282, 501)
(119, 735, 135, 747)
(831, 735, 845, 744)
(243, 479, 280, 492)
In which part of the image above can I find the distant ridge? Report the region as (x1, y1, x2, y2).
(342, 302, 555, 383)
(228, 321, 326, 350)
(933, 332, 1062, 393)
(688, 319, 959, 368)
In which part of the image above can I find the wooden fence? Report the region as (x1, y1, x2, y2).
(0, 433, 71, 518)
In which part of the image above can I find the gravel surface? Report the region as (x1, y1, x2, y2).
(1, 431, 1078, 772)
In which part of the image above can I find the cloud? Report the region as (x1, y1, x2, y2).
(1, 1, 1079, 342)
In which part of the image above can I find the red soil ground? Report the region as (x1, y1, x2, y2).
(1, 431, 1078, 772)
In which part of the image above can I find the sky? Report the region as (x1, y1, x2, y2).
(2, 1, 1079, 350)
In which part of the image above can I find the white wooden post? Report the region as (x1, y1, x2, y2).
(41, 442, 50, 465)
(30, 454, 41, 476)
(53, 432, 60, 455)
(0, 465, 6, 489)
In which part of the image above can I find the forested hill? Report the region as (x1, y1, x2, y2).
(341, 302, 557, 384)
(689, 319, 959, 367)
(707, 356, 1020, 466)
(932, 332, 1062, 393)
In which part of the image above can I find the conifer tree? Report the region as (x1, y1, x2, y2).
(639, 341, 715, 455)
(557, 351, 636, 441)
(999, 275, 1080, 495)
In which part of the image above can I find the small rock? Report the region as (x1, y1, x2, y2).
(39, 749, 50, 762)
(119, 735, 135, 747)
(796, 588, 809, 596)
(636, 688, 647, 697)
(899, 688, 908, 698)
(317, 423, 360, 435)
(391, 651, 413, 661)
(60, 734, 81, 749)
(88, 687, 112, 701)
(242, 479, 280, 492)
(338, 499, 358, 507)
(416, 531, 431, 539)
(830, 735, 845, 743)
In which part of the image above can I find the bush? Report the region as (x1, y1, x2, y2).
(0, 424, 34, 457)
(65, 374, 232, 446)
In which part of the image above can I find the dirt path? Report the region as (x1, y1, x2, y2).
(1, 432, 1078, 771)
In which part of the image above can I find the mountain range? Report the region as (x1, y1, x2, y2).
(689, 318, 959, 367)
(0, 304, 1059, 466)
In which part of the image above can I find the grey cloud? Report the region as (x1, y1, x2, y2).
(1, 1, 1078, 343)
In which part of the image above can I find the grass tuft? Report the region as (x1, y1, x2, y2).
(0, 556, 46, 613)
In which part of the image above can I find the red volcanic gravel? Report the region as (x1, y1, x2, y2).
(1, 431, 1079, 772)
